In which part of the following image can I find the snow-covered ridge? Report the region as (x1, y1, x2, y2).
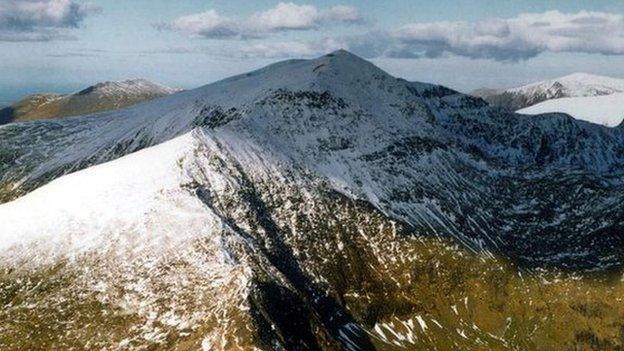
(472, 72, 624, 111)
(482, 73, 624, 127)
(76, 78, 181, 97)
(507, 72, 624, 98)
(0, 132, 196, 254)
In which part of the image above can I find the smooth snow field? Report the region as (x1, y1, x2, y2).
(518, 93, 624, 127)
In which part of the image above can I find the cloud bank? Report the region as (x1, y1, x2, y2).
(357, 10, 624, 61)
(158, 9, 624, 61)
(0, 0, 100, 41)
(3, 4, 622, 63)
(156, 2, 365, 40)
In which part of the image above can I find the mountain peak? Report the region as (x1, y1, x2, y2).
(308, 49, 389, 82)
(325, 48, 359, 58)
(192, 49, 396, 110)
(321, 49, 372, 66)
(515, 72, 624, 93)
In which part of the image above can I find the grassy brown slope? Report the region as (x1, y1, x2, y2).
(0, 89, 172, 125)
(258, 189, 624, 351)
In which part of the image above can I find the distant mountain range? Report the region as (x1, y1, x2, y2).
(472, 73, 624, 110)
(0, 79, 180, 125)
(472, 73, 624, 126)
(1, 51, 624, 350)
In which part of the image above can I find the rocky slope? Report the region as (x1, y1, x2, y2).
(0, 79, 180, 125)
(1, 50, 624, 350)
(471, 73, 624, 110)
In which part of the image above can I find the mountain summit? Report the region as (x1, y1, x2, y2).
(0, 78, 180, 125)
(1, 50, 624, 350)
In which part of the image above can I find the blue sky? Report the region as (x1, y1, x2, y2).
(1, 0, 624, 103)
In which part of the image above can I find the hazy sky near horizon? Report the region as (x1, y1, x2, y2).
(1, 0, 624, 103)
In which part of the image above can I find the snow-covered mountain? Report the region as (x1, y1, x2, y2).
(472, 73, 624, 110)
(518, 92, 624, 127)
(0, 79, 180, 125)
(1, 50, 624, 350)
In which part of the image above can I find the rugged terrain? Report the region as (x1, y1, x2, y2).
(1, 51, 624, 350)
(0, 79, 179, 125)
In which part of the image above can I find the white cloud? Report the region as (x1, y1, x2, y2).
(155, 10, 247, 39)
(250, 2, 319, 31)
(361, 10, 624, 61)
(0, 0, 100, 41)
(320, 5, 364, 24)
(157, 2, 364, 39)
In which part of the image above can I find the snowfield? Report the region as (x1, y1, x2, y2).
(518, 92, 624, 127)
(0, 132, 198, 255)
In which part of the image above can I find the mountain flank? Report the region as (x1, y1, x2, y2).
(0, 79, 180, 125)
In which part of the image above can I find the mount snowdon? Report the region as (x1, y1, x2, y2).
(1, 50, 624, 350)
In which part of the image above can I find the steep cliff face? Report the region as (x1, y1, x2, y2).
(1, 51, 624, 350)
